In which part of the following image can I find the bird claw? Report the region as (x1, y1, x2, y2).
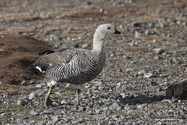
(44, 96, 53, 108)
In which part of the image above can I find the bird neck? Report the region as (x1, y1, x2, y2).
(91, 32, 106, 55)
(92, 38, 106, 55)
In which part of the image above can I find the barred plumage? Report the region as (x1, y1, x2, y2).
(43, 49, 105, 84)
(28, 23, 121, 109)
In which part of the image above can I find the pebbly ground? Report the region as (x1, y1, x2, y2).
(1, 0, 187, 124)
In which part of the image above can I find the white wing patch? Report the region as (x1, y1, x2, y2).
(36, 66, 43, 73)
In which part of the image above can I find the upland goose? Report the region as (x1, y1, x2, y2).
(28, 23, 121, 109)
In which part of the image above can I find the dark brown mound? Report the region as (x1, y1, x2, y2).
(0, 34, 52, 85)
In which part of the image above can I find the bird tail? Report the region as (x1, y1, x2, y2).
(27, 55, 50, 75)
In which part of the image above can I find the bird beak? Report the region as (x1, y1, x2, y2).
(114, 29, 121, 34)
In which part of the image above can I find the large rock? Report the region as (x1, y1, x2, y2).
(166, 84, 183, 96)
(166, 79, 187, 97)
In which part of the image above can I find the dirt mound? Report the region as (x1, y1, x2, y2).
(0, 34, 52, 85)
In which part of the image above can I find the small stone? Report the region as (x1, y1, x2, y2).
(150, 82, 157, 86)
(154, 55, 161, 60)
(66, 83, 71, 88)
(61, 100, 68, 105)
(116, 82, 122, 88)
(162, 99, 172, 104)
(84, 113, 95, 116)
(159, 74, 169, 78)
(74, 44, 79, 48)
(72, 121, 79, 124)
(116, 106, 123, 111)
(96, 109, 103, 114)
(168, 109, 174, 114)
(0, 110, 4, 114)
(182, 22, 187, 27)
(127, 110, 134, 114)
(99, 8, 104, 13)
(52, 116, 59, 122)
(145, 30, 150, 35)
(30, 80, 35, 84)
(129, 41, 135, 47)
(60, 110, 66, 115)
(29, 110, 39, 115)
(124, 55, 131, 59)
(6, 106, 10, 109)
(119, 25, 123, 28)
(178, 100, 182, 103)
(40, 110, 52, 115)
(85, 1, 92, 5)
(78, 107, 86, 112)
(137, 104, 146, 109)
(98, 85, 104, 90)
(21, 80, 27, 86)
(29, 92, 36, 100)
(35, 84, 43, 88)
(144, 73, 154, 78)
(179, 119, 185, 123)
(132, 21, 143, 27)
(135, 31, 141, 38)
(0, 81, 3, 85)
(1, 113, 7, 116)
(82, 43, 91, 48)
(65, 119, 71, 123)
(36, 89, 46, 96)
(103, 107, 109, 111)
(112, 102, 120, 107)
(153, 48, 164, 55)
(15, 119, 22, 124)
(125, 86, 133, 90)
(153, 39, 157, 42)
(138, 70, 146, 75)
(126, 68, 136, 72)
(149, 23, 154, 28)
(17, 99, 27, 106)
(177, 20, 181, 24)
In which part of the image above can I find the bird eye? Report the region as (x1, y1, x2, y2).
(108, 27, 110, 29)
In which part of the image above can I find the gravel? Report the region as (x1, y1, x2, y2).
(0, 0, 187, 124)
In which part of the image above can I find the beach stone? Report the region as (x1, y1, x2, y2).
(21, 81, 27, 86)
(127, 110, 134, 114)
(36, 89, 46, 96)
(153, 48, 164, 55)
(82, 43, 91, 48)
(154, 55, 161, 60)
(29, 92, 36, 100)
(17, 99, 27, 106)
(138, 70, 146, 75)
(166, 84, 183, 97)
(135, 31, 141, 37)
(52, 116, 59, 122)
(29, 110, 39, 115)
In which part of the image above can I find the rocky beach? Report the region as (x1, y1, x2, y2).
(0, 0, 187, 124)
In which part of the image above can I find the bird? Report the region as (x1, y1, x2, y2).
(28, 23, 121, 109)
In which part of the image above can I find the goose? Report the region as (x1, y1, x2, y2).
(28, 23, 121, 109)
